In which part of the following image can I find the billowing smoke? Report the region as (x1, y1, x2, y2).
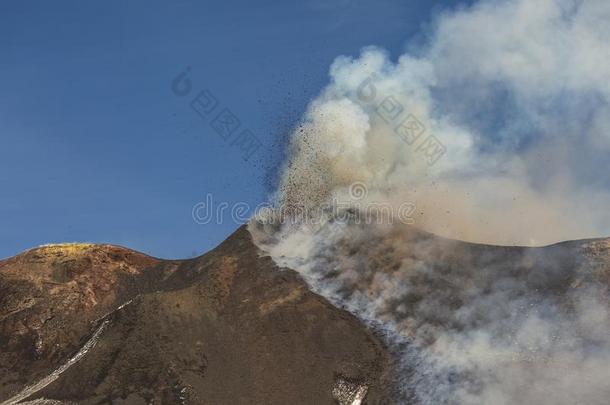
(250, 0, 610, 403)
(277, 0, 610, 246)
(250, 220, 610, 404)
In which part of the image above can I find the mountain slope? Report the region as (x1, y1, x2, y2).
(0, 227, 391, 404)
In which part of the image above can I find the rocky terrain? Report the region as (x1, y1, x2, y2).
(2, 223, 610, 404)
(0, 226, 390, 404)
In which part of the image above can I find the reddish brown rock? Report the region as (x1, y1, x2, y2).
(0, 227, 391, 404)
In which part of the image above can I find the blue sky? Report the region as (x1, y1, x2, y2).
(0, 0, 468, 259)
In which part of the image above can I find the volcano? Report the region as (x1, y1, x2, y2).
(1, 224, 610, 404)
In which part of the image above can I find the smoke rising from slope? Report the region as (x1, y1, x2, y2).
(251, 0, 610, 403)
(250, 220, 610, 404)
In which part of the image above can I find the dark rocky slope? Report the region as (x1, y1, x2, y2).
(0, 227, 391, 404)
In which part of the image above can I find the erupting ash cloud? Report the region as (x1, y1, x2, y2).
(277, 0, 610, 246)
(251, 0, 610, 403)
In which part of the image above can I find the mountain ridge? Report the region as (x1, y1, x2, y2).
(0, 226, 391, 404)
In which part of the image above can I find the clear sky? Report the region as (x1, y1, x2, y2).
(0, 0, 468, 259)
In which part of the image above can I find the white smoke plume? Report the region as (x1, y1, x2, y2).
(250, 220, 610, 404)
(277, 0, 610, 246)
(250, 0, 610, 403)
